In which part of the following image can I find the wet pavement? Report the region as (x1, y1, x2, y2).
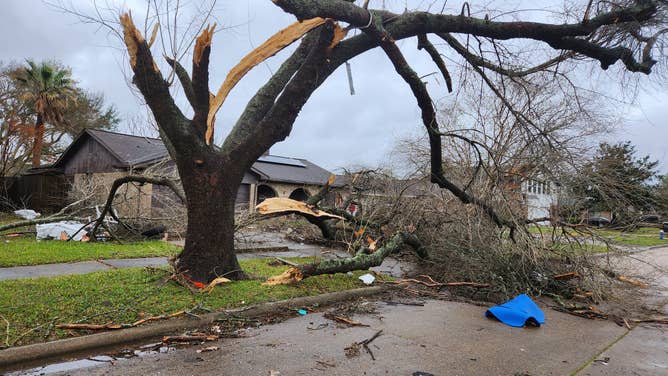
(23, 299, 636, 376)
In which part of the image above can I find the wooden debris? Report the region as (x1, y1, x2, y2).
(162, 334, 218, 344)
(630, 317, 668, 325)
(196, 346, 220, 353)
(553, 271, 580, 280)
(131, 310, 185, 327)
(207, 17, 327, 144)
(323, 313, 369, 327)
(201, 277, 232, 293)
(263, 267, 304, 286)
(366, 236, 377, 252)
(56, 323, 125, 331)
(617, 275, 649, 289)
(256, 197, 343, 220)
(346, 329, 383, 361)
(274, 257, 299, 267)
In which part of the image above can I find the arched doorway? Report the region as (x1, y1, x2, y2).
(289, 188, 310, 202)
(257, 184, 277, 203)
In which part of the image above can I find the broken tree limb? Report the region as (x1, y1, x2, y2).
(617, 275, 649, 289)
(162, 334, 219, 344)
(416, 34, 452, 92)
(56, 323, 128, 331)
(323, 313, 369, 327)
(90, 175, 185, 240)
(256, 197, 343, 220)
(264, 231, 427, 284)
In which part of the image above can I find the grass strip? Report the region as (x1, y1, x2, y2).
(0, 257, 382, 347)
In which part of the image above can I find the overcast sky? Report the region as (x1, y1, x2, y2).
(1, 0, 666, 174)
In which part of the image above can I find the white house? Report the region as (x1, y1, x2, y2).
(522, 178, 559, 222)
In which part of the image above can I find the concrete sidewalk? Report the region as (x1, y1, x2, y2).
(23, 299, 665, 376)
(0, 248, 413, 281)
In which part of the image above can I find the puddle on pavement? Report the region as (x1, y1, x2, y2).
(6, 343, 177, 375)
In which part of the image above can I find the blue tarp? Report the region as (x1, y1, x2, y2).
(485, 294, 545, 327)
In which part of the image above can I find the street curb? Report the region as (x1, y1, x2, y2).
(0, 285, 388, 371)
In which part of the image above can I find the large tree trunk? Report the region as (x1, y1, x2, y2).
(174, 156, 245, 282)
(31, 114, 44, 167)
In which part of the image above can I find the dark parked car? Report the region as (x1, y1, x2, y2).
(586, 217, 610, 227)
(639, 214, 661, 223)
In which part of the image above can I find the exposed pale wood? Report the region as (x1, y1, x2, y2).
(256, 197, 343, 220)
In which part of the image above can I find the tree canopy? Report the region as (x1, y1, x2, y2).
(572, 141, 660, 221)
(0, 60, 118, 174)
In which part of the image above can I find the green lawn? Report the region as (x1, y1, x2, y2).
(0, 257, 378, 347)
(0, 237, 181, 267)
(527, 225, 668, 247)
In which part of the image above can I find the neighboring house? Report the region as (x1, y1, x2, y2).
(503, 166, 560, 223)
(521, 178, 559, 221)
(18, 129, 339, 214)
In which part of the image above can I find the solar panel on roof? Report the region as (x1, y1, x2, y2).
(257, 155, 306, 167)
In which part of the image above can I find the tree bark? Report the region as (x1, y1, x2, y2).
(174, 156, 245, 281)
(31, 114, 44, 167)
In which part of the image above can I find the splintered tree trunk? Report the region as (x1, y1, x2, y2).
(175, 158, 245, 283)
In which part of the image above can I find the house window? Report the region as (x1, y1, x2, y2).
(288, 188, 310, 202)
(256, 184, 277, 203)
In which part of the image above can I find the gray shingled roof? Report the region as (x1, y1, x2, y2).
(251, 156, 336, 186)
(86, 129, 169, 167)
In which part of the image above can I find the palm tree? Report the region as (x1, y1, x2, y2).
(14, 61, 77, 166)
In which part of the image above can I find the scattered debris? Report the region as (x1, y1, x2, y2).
(14, 209, 40, 220)
(553, 272, 580, 280)
(263, 267, 303, 286)
(131, 310, 186, 327)
(617, 275, 649, 289)
(630, 317, 668, 325)
(274, 256, 298, 267)
(323, 313, 369, 327)
(345, 330, 383, 360)
(201, 277, 232, 293)
(196, 346, 219, 353)
(413, 372, 435, 376)
(55, 323, 128, 331)
(36, 221, 87, 241)
(315, 359, 336, 368)
(297, 309, 308, 316)
(162, 333, 218, 345)
(383, 300, 425, 307)
(485, 294, 545, 327)
(269, 370, 281, 376)
(593, 356, 610, 365)
(307, 323, 329, 330)
(359, 273, 376, 285)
